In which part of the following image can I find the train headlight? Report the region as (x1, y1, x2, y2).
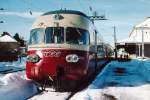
(27, 54, 40, 63)
(66, 54, 79, 63)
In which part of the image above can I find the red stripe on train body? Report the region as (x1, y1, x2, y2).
(26, 49, 94, 82)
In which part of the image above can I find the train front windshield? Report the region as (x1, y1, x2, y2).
(29, 28, 45, 44)
(66, 27, 89, 45)
(29, 27, 89, 45)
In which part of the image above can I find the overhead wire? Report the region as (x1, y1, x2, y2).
(21, 0, 44, 15)
(0, 0, 35, 24)
(0, 0, 40, 39)
(86, 0, 108, 43)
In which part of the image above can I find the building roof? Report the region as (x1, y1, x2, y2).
(135, 17, 150, 28)
(0, 35, 17, 42)
(129, 17, 150, 36)
(118, 37, 150, 44)
(118, 17, 150, 44)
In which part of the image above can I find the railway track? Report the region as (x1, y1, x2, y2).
(28, 59, 110, 100)
(66, 59, 110, 100)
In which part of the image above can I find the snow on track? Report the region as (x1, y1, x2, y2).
(29, 88, 70, 100)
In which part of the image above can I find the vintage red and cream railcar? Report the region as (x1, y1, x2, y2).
(26, 10, 99, 87)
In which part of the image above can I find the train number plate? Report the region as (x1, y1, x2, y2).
(43, 51, 61, 57)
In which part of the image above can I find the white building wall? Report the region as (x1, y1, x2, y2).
(129, 17, 150, 43)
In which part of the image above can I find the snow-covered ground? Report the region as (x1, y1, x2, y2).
(1, 58, 150, 100)
(0, 72, 38, 100)
(0, 58, 38, 100)
(71, 59, 150, 100)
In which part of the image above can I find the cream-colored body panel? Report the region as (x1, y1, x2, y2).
(28, 44, 89, 51)
(31, 14, 91, 30)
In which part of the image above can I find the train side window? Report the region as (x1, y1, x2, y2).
(80, 30, 90, 45)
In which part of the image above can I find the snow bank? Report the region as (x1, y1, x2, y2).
(71, 59, 150, 100)
(71, 85, 150, 100)
(90, 60, 147, 88)
(0, 72, 38, 100)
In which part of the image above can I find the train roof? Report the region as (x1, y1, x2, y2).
(42, 10, 89, 19)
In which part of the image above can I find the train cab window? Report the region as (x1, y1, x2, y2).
(29, 28, 44, 44)
(45, 27, 64, 44)
(66, 27, 90, 45)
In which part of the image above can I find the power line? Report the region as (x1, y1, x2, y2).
(21, 0, 44, 13)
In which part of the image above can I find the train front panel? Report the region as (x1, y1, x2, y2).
(26, 45, 90, 82)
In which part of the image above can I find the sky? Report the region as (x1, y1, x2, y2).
(0, 0, 150, 46)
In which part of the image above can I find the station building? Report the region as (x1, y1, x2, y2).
(0, 34, 19, 61)
(117, 17, 150, 58)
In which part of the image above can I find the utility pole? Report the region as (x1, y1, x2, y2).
(88, 7, 107, 70)
(89, 13, 107, 54)
(141, 27, 144, 58)
(113, 26, 117, 59)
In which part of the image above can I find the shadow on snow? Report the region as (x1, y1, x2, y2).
(89, 59, 150, 89)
